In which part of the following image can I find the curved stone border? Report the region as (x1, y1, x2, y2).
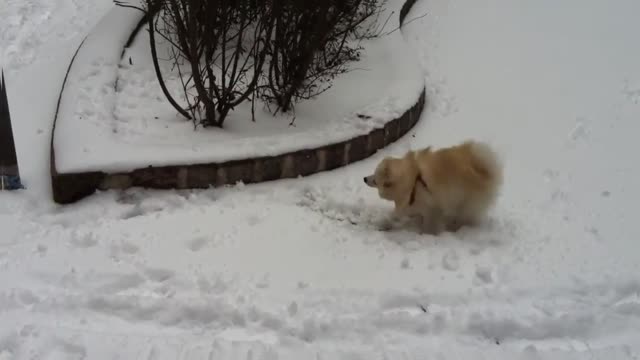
(51, 0, 426, 204)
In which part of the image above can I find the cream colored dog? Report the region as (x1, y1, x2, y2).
(364, 140, 502, 234)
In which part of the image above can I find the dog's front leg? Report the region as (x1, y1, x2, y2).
(444, 217, 463, 232)
(378, 211, 404, 231)
(416, 208, 443, 235)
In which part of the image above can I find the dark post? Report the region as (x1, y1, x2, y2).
(0, 69, 23, 190)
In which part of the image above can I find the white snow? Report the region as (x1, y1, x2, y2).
(2, 0, 640, 358)
(52, 0, 424, 173)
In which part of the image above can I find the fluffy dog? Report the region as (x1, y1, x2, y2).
(364, 140, 502, 234)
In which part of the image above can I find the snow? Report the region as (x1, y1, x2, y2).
(52, 0, 424, 174)
(2, 0, 640, 358)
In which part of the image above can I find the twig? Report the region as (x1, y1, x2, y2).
(382, 11, 429, 36)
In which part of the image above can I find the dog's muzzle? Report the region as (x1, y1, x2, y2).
(364, 175, 376, 187)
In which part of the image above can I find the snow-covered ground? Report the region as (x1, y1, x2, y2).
(2, 0, 640, 359)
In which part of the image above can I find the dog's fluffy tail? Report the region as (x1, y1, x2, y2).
(467, 140, 503, 191)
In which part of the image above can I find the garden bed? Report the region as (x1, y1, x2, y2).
(51, 0, 426, 204)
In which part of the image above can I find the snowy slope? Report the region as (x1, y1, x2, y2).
(2, 0, 640, 359)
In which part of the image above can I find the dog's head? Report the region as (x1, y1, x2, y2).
(364, 156, 416, 202)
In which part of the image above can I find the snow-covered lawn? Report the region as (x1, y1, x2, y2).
(1, 0, 640, 359)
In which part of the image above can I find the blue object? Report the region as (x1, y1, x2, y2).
(0, 175, 23, 190)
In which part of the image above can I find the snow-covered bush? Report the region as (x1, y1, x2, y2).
(115, 0, 386, 128)
(258, 0, 386, 114)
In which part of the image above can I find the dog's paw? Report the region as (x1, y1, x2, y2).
(445, 221, 463, 232)
(377, 219, 394, 232)
(417, 225, 438, 236)
(417, 217, 444, 236)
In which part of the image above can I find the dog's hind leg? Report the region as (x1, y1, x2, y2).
(444, 217, 464, 232)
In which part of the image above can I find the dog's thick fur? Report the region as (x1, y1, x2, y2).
(364, 140, 502, 234)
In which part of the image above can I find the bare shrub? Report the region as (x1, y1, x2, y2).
(116, 0, 386, 127)
(259, 0, 386, 114)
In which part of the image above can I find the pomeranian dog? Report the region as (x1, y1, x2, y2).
(364, 140, 502, 234)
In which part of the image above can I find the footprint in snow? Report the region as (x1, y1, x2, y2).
(474, 266, 493, 285)
(116, 240, 139, 254)
(69, 232, 98, 248)
(186, 236, 210, 251)
(442, 250, 459, 271)
(98, 273, 146, 293)
(143, 267, 175, 282)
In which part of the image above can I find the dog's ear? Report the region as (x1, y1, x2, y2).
(395, 177, 415, 210)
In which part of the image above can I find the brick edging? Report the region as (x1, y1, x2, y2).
(51, 0, 426, 204)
